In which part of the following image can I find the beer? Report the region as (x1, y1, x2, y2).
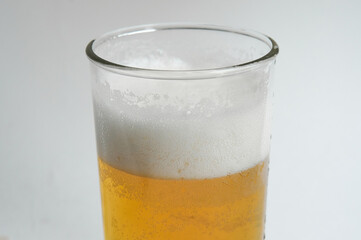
(86, 24, 278, 240)
(99, 157, 268, 240)
(92, 81, 271, 239)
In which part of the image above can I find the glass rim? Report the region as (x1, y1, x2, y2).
(85, 23, 279, 80)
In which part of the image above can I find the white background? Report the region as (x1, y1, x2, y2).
(1, 0, 361, 239)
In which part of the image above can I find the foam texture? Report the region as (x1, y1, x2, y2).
(92, 58, 271, 179)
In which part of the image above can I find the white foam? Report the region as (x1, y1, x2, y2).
(92, 57, 271, 179)
(120, 49, 191, 70)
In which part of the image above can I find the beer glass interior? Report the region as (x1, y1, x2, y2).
(86, 23, 278, 240)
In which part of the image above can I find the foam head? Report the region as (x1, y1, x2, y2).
(90, 26, 275, 179)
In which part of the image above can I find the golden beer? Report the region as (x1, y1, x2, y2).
(99, 158, 268, 240)
(86, 24, 278, 240)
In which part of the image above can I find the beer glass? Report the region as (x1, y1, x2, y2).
(86, 23, 278, 240)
